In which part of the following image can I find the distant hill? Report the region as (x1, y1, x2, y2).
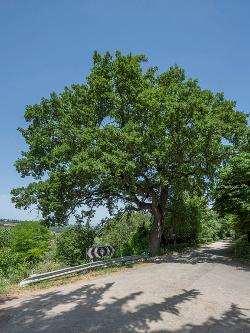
(0, 219, 65, 232)
(0, 218, 27, 227)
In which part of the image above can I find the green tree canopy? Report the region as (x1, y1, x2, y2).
(214, 152, 250, 240)
(11, 51, 248, 255)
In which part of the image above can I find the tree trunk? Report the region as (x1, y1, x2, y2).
(247, 231, 250, 243)
(149, 206, 164, 256)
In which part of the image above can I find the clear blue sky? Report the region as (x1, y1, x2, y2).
(0, 0, 249, 221)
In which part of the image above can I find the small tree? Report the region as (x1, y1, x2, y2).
(56, 225, 96, 265)
(11, 221, 51, 262)
(98, 212, 151, 256)
(214, 152, 250, 241)
(12, 51, 248, 255)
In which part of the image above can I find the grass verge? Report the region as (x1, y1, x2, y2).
(0, 263, 143, 298)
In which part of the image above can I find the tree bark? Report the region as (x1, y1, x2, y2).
(149, 205, 164, 256)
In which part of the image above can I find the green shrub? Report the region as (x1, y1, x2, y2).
(0, 276, 10, 295)
(98, 212, 151, 257)
(0, 222, 52, 284)
(0, 248, 18, 276)
(32, 236, 65, 273)
(234, 238, 250, 259)
(0, 248, 28, 281)
(0, 227, 29, 282)
(11, 221, 52, 263)
(0, 227, 12, 249)
(56, 225, 96, 265)
(130, 222, 150, 254)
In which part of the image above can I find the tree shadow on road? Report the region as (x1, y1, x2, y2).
(0, 283, 201, 333)
(154, 303, 250, 333)
(1, 280, 249, 332)
(150, 241, 250, 272)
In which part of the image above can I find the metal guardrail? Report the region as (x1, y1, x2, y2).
(19, 255, 149, 287)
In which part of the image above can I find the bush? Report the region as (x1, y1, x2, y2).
(0, 226, 29, 282)
(11, 221, 52, 263)
(234, 237, 250, 260)
(0, 248, 18, 276)
(0, 248, 28, 281)
(56, 225, 96, 265)
(130, 222, 150, 254)
(0, 228, 12, 249)
(97, 212, 151, 257)
(32, 236, 65, 274)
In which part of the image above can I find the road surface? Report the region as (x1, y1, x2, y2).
(0, 240, 250, 332)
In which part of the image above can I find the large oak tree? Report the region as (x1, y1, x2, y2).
(12, 52, 247, 255)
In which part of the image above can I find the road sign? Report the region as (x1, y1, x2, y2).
(86, 246, 115, 259)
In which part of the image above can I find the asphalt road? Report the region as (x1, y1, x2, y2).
(1, 240, 250, 333)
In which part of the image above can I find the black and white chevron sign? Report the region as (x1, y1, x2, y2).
(86, 246, 115, 259)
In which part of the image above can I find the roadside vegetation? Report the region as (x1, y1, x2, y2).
(214, 151, 250, 258)
(0, 204, 240, 296)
